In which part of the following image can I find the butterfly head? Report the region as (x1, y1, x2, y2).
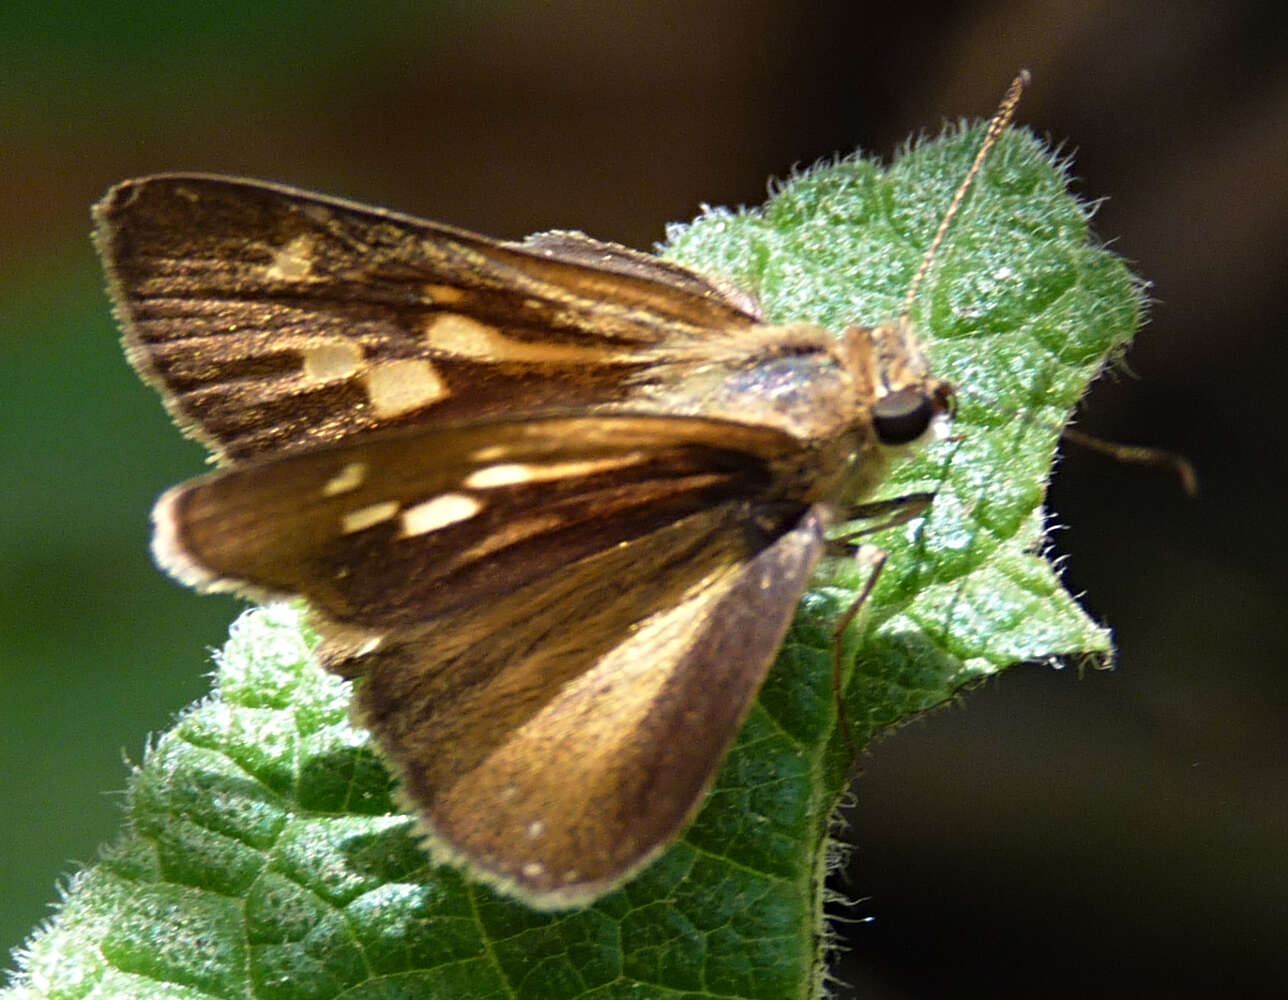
(844, 317, 955, 454)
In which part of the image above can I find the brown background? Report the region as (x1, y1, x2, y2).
(1, 2, 1283, 996)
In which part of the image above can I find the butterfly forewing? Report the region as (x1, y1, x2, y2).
(93, 175, 765, 463)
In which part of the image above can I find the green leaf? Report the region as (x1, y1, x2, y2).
(6, 125, 1138, 1000)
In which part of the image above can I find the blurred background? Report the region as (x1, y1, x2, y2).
(1, 1, 1283, 996)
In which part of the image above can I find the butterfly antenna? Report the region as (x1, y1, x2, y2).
(901, 70, 1030, 318)
(1060, 427, 1199, 496)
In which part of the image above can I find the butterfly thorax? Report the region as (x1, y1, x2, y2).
(630, 323, 857, 436)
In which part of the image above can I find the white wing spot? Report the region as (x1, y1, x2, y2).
(265, 234, 315, 281)
(522, 862, 546, 879)
(342, 501, 399, 534)
(302, 340, 362, 382)
(322, 462, 367, 496)
(364, 359, 447, 417)
(400, 493, 482, 537)
(464, 463, 531, 488)
(526, 821, 546, 839)
(465, 454, 645, 489)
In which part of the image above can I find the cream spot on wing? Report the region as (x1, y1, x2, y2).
(470, 444, 509, 462)
(354, 636, 383, 657)
(364, 359, 447, 417)
(459, 513, 562, 562)
(322, 462, 367, 496)
(522, 862, 545, 879)
(425, 313, 615, 364)
(424, 314, 506, 359)
(424, 283, 466, 305)
(465, 453, 645, 489)
(400, 493, 482, 537)
(302, 339, 363, 382)
(464, 463, 531, 488)
(342, 501, 399, 534)
(265, 234, 314, 281)
(526, 821, 545, 839)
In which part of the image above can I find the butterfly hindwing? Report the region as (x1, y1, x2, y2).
(325, 508, 828, 906)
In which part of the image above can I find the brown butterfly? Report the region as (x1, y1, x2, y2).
(93, 75, 1027, 909)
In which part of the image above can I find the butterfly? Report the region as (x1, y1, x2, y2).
(93, 74, 1027, 909)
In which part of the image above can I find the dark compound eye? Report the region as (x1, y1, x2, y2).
(873, 387, 935, 445)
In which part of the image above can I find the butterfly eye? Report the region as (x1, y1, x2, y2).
(872, 387, 935, 446)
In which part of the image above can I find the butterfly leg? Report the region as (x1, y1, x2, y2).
(827, 491, 935, 760)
